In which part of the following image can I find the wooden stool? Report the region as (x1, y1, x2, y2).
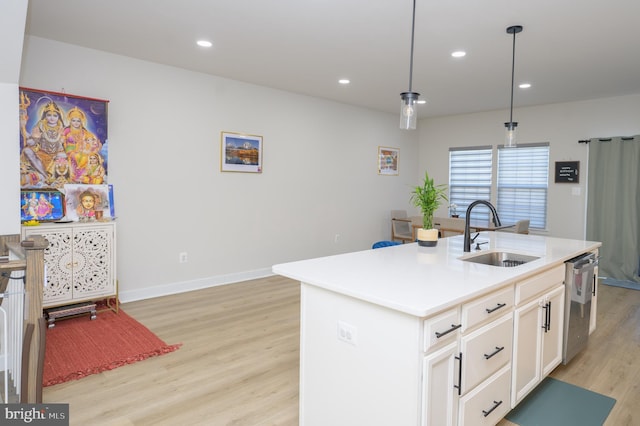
(45, 302, 97, 328)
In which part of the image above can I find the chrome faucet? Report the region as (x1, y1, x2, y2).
(464, 200, 502, 252)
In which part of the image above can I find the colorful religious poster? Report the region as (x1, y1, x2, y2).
(19, 87, 109, 189)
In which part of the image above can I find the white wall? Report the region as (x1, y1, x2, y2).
(419, 94, 640, 239)
(0, 1, 27, 236)
(17, 36, 420, 301)
(10, 34, 640, 302)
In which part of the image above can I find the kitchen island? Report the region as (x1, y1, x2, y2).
(272, 232, 601, 426)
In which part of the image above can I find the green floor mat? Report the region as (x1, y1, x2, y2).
(505, 377, 616, 426)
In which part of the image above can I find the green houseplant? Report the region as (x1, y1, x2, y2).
(410, 171, 448, 245)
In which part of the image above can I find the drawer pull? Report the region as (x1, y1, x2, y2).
(482, 400, 503, 417)
(435, 323, 462, 339)
(485, 302, 506, 314)
(483, 346, 504, 360)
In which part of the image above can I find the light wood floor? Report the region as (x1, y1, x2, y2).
(44, 276, 639, 426)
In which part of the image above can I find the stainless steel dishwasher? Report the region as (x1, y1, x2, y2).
(562, 252, 598, 364)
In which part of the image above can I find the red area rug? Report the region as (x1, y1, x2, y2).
(43, 308, 181, 387)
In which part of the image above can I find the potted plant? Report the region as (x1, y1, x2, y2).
(410, 171, 448, 246)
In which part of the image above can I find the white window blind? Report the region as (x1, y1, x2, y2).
(497, 143, 549, 229)
(449, 146, 492, 222)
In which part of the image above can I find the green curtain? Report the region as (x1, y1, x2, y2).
(586, 135, 640, 282)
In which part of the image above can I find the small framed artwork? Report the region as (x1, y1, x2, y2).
(63, 184, 112, 221)
(221, 131, 263, 173)
(555, 161, 580, 183)
(21, 190, 66, 222)
(378, 146, 399, 176)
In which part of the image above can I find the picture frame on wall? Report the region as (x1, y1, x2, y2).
(20, 189, 65, 222)
(221, 131, 263, 173)
(378, 146, 399, 176)
(18, 87, 109, 190)
(555, 161, 580, 183)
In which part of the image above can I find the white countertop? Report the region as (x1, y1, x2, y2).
(272, 232, 601, 317)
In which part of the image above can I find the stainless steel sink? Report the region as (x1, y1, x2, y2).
(461, 251, 540, 267)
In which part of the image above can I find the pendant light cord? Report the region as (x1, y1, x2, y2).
(408, 0, 417, 92)
(509, 28, 516, 123)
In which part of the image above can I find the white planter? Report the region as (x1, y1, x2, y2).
(417, 228, 439, 247)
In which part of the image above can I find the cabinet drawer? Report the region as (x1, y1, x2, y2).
(458, 365, 511, 426)
(515, 265, 564, 304)
(460, 313, 513, 393)
(424, 308, 461, 352)
(461, 286, 513, 332)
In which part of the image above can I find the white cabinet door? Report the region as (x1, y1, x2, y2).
(71, 225, 114, 299)
(541, 285, 564, 376)
(422, 341, 459, 426)
(511, 297, 542, 406)
(24, 226, 74, 305)
(511, 284, 564, 407)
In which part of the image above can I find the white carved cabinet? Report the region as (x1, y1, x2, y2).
(22, 221, 117, 308)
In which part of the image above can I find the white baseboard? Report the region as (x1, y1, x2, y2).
(118, 267, 275, 303)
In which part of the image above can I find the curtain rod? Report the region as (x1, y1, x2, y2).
(578, 136, 635, 144)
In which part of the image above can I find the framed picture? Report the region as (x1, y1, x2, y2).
(378, 146, 399, 176)
(21, 190, 65, 222)
(221, 131, 263, 173)
(63, 184, 112, 221)
(555, 161, 580, 183)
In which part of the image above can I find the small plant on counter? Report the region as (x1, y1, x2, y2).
(411, 170, 448, 230)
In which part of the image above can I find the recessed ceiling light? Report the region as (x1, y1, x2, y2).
(197, 40, 212, 48)
(338, 79, 350, 85)
(451, 51, 466, 58)
(519, 83, 531, 89)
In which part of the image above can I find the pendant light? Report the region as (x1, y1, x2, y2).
(504, 25, 523, 147)
(400, 0, 419, 130)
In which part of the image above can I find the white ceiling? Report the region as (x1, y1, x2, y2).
(24, 0, 640, 119)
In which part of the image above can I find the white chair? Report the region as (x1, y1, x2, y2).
(514, 219, 530, 234)
(391, 210, 414, 243)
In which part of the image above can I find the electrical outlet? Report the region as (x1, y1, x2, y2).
(179, 252, 188, 263)
(334, 234, 340, 243)
(337, 320, 357, 345)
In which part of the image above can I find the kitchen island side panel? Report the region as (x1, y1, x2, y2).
(300, 283, 423, 426)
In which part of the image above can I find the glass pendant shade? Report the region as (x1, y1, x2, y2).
(400, 91, 420, 130)
(504, 121, 518, 147)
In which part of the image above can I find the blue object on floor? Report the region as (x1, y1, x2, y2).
(505, 377, 615, 426)
(372, 241, 401, 249)
(601, 277, 640, 290)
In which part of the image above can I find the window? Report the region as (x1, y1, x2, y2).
(497, 143, 549, 229)
(449, 146, 493, 222)
(448, 143, 550, 230)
